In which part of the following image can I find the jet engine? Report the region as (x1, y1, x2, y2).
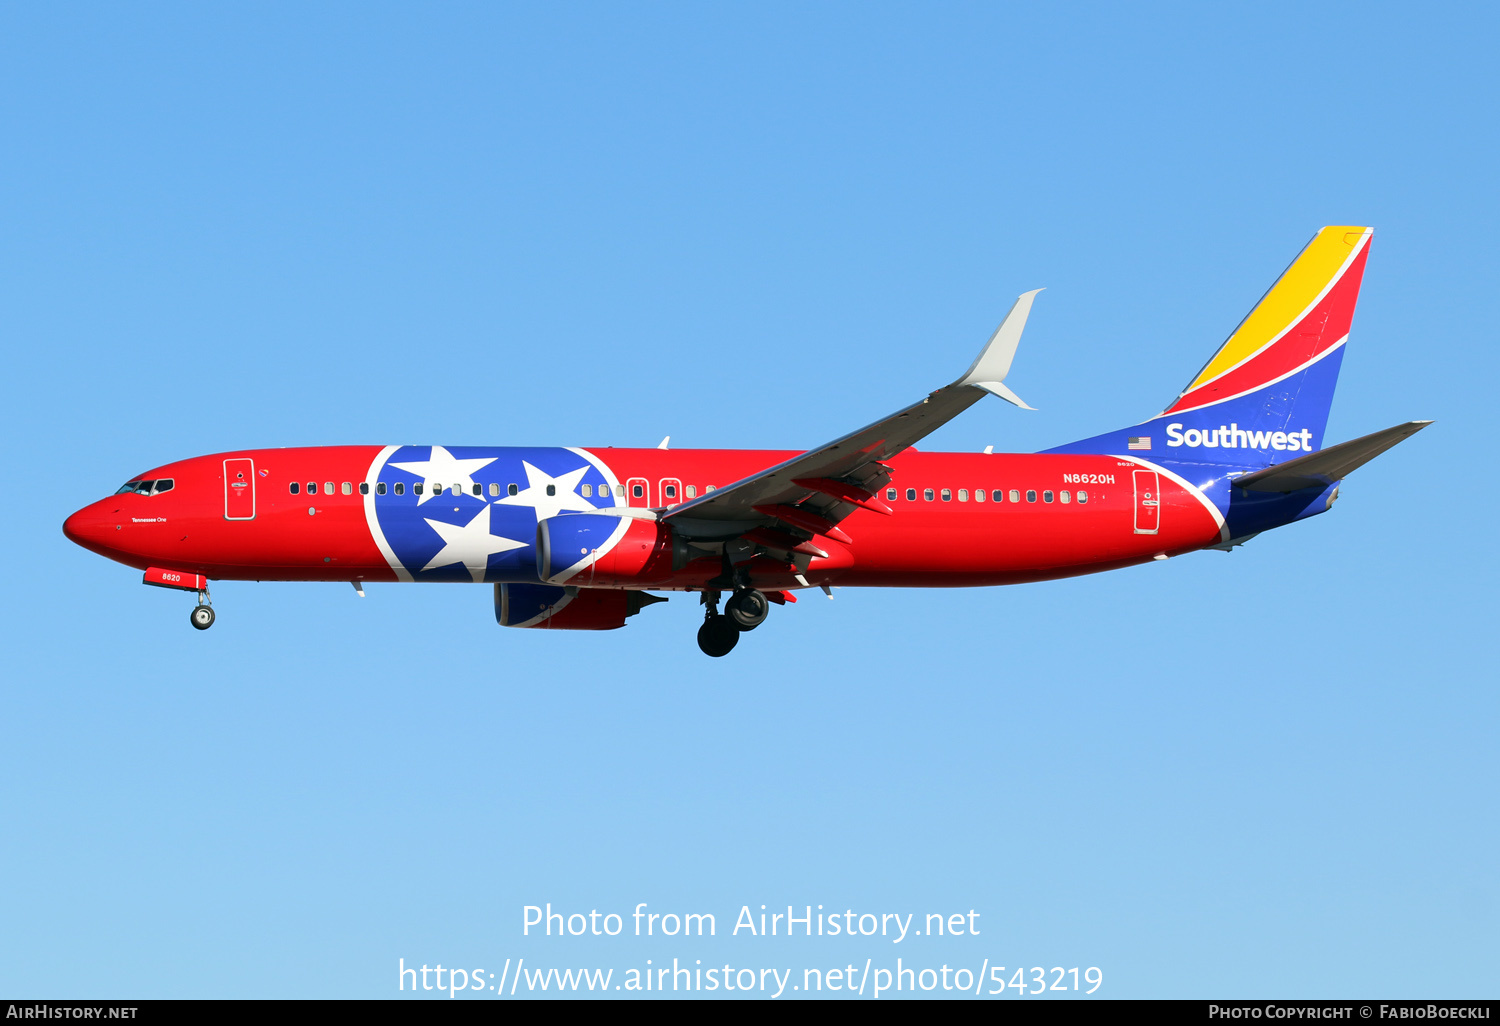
(536, 513, 675, 586)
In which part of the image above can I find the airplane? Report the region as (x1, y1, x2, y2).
(64, 226, 1429, 656)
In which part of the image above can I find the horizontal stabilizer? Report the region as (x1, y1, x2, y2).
(1233, 420, 1432, 493)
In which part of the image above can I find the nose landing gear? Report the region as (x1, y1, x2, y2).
(190, 588, 215, 630)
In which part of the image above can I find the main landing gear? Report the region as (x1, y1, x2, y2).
(697, 612, 739, 657)
(725, 588, 769, 630)
(189, 588, 215, 631)
(696, 588, 770, 657)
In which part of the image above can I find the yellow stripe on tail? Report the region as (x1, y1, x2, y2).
(1183, 226, 1371, 395)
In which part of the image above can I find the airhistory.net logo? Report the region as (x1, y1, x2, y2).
(1164, 423, 1315, 452)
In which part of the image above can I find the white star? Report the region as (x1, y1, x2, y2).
(420, 504, 528, 582)
(496, 461, 596, 522)
(390, 446, 498, 506)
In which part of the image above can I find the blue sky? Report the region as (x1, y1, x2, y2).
(1, 2, 1494, 999)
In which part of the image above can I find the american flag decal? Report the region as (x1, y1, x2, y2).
(1127, 436, 1151, 450)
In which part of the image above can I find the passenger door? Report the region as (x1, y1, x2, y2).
(224, 458, 256, 520)
(1133, 470, 1159, 535)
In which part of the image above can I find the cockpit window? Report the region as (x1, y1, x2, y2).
(114, 478, 176, 496)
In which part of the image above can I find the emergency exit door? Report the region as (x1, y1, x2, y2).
(224, 458, 256, 520)
(1133, 470, 1159, 535)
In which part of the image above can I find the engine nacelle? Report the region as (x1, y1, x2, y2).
(537, 513, 673, 586)
(494, 583, 665, 630)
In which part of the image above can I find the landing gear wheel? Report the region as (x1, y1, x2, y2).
(190, 605, 216, 631)
(725, 589, 769, 631)
(697, 616, 739, 657)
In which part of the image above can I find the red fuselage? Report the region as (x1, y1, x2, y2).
(63, 445, 1222, 591)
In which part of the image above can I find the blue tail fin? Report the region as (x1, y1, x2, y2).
(1047, 226, 1373, 467)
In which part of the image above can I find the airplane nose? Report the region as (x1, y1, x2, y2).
(63, 501, 118, 552)
(63, 507, 91, 544)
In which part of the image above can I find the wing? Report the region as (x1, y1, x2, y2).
(662, 290, 1043, 546)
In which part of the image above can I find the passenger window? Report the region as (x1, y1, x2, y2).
(1026, 490, 1037, 502)
(886, 488, 897, 501)
(472, 483, 481, 496)
(414, 483, 423, 496)
(377, 482, 387, 495)
(906, 488, 916, 501)
(1060, 490, 1071, 503)
(581, 483, 592, 497)
(686, 485, 697, 498)
(974, 488, 986, 503)
(1009, 489, 1020, 503)
(290, 482, 300, 495)
(489, 483, 500, 497)
(941, 489, 952, 501)
(958, 489, 968, 502)
(632, 484, 644, 498)
(1077, 489, 1088, 503)
(307, 482, 318, 495)
(664, 484, 676, 499)
(546, 484, 556, 497)
(342, 482, 352, 495)
(325, 482, 335, 495)
(508, 484, 519, 497)
(360, 482, 370, 495)
(923, 488, 934, 501)
(704, 485, 715, 493)
(153, 479, 174, 495)
(1043, 490, 1054, 503)
(394, 482, 404, 496)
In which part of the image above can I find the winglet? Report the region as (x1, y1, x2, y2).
(957, 289, 1042, 408)
(974, 380, 1035, 410)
